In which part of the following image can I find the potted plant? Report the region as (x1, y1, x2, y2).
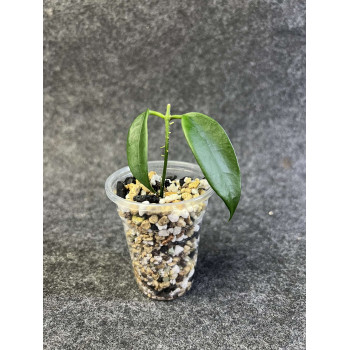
(105, 104, 241, 300)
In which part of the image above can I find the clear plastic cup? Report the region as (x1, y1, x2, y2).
(105, 161, 214, 300)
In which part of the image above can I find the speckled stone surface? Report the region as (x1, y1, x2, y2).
(44, 0, 305, 349)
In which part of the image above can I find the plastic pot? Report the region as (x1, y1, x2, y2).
(105, 161, 214, 300)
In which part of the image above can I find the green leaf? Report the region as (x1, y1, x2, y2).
(127, 109, 154, 192)
(181, 112, 241, 220)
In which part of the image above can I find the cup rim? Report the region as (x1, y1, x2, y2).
(105, 160, 215, 207)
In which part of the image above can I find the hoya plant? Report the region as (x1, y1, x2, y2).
(126, 104, 241, 220)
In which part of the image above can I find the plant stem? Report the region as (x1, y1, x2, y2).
(170, 115, 183, 119)
(160, 104, 171, 197)
(149, 110, 165, 119)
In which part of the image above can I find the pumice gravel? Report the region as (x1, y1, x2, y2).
(114, 170, 210, 300)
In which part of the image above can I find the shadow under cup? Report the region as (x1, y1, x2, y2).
(105, 161, 214, 300)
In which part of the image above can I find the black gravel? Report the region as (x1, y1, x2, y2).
(150, 224, 158, 231)
(133, 195, 160, 203)
(123, 177, 136, 185)
(164, 179, 171, 188)
(179, 177, 186, 187)
(188, 250, 196, 260)
(116, 181, 127, 198)
(160, 246, 168, 254)
(152, 181, 161, 192)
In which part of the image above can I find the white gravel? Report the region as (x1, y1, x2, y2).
(174, 246, 184, 256)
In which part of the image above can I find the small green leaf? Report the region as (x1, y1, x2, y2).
(181, 113, 241, 220)
(127, 109, 154, 192)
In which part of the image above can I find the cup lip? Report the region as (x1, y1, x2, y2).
(105, 160, 214, 207)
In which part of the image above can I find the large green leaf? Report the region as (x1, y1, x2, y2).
(181, 113, 241, 220)
(126, 109, 154, 192)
